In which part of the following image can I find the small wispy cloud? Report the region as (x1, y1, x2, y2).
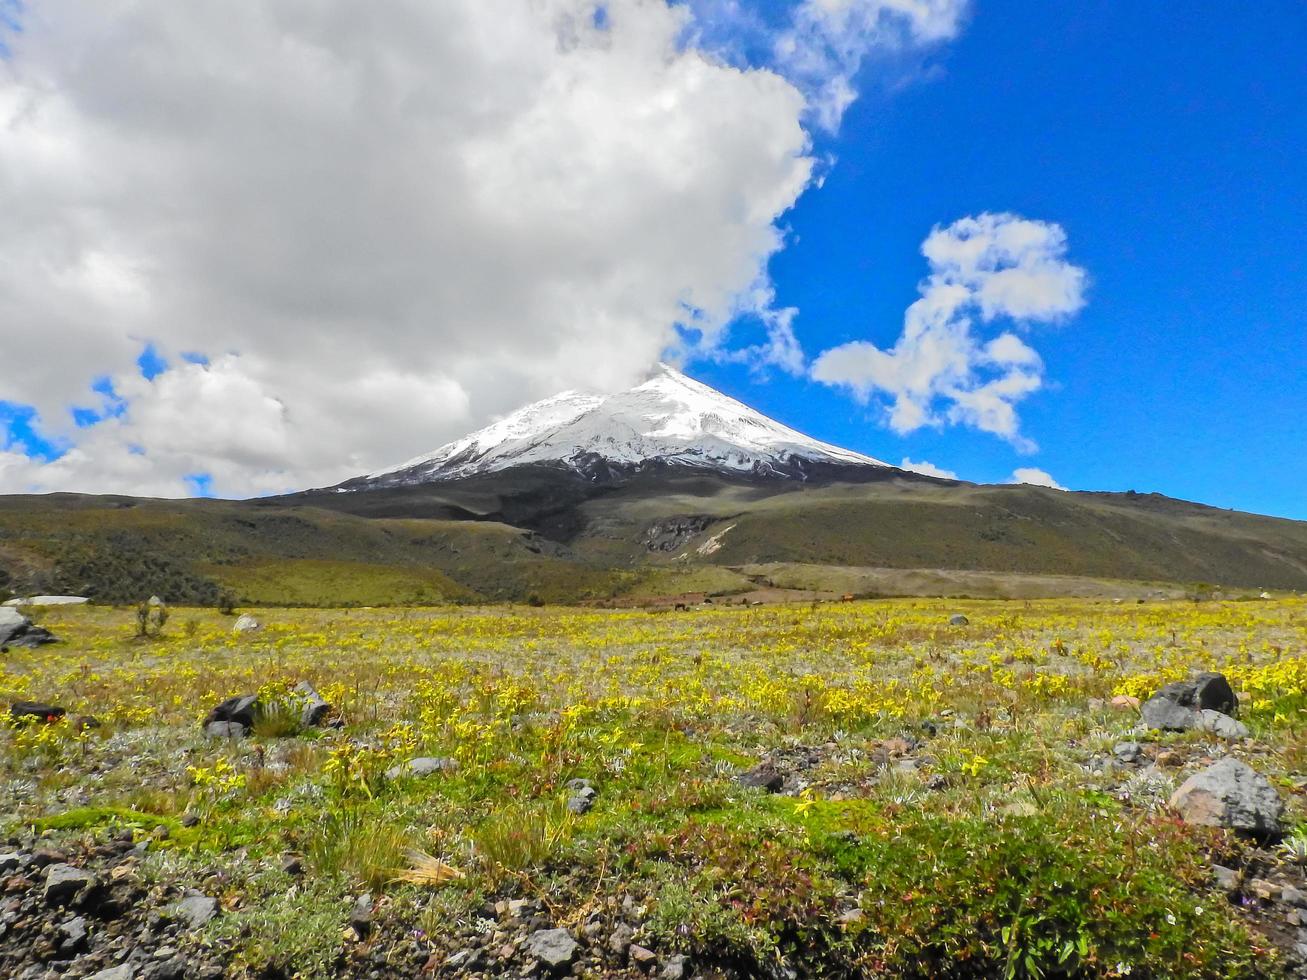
(899, 457, 957, 479)
(1009, 467, 1066, 490)
(810, 212, 1087, 451)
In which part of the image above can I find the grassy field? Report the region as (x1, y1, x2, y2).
(3, 598, 1307, 977)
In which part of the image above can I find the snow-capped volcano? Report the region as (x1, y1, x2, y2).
(358, 364, 886, 487)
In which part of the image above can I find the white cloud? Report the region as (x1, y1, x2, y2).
(810, 212, 1087, 451)
(898, 457, 957, 479)
(775, 0, 969, 130)
(1010, 467, 1066, 490)
(0, 0, 963, 498)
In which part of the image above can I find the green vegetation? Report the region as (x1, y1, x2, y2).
(1, 599, 1302, 976)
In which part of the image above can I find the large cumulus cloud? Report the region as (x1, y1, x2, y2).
(0, 0, 964, 496)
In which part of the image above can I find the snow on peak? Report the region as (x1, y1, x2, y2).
(363, 363, 886, 485)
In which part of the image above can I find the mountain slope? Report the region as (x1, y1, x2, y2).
(353, 363, 885, 487)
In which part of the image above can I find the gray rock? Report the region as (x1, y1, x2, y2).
(736, 764, 783, 792)
(1156, 672, 1238, 715)
(204, 721, 247, 739)
(1211, 864, 1241, 892)
(43, 863, 96, 905)
(293, 681, 331, 727)
(525, 928, 578, 969)
(1197, 709, 1250, 739)
(384, 756, 460, 780)
(1140, 696, 1202, 732)
(0, 852, 19, 873)
(88, 967, 135, 980)
(58, 915, 88, 952)
(173, 894, 218, 929)
(567, 785, 598, 815)
(608, 922, 635, 958)
(661, 953, 689, 979)
(232, 614, 260, 633)
(1170, 758, 1283, 834)
(629, 944, 658, 969)
(1113, 741, 1144, 764)
(949, 614, 969, 626)
(0, 608, 56, 648)
(203, 694, 259, 730)
(1282, 885, 1307, 907)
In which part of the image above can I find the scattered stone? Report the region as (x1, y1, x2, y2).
(173, 894, 218, 929)
(280, 853, 304, 876)
(232, 614, 260, 633)
(608, 922, 635, 958)
(43, 864, 96, 905)
(181, 813, 200, 828)
(1197, 709, 1250, 739)
(349, 894, 373, 937)
(384, 756, 460, 780)
(1283, 885, 1307, 907)
(736, 764, 783, 792)
(74, 714, 102, 731)
(524, 928, 578, 970)
(0, 852, 19, 873)
(202, 695, 259, 731)
(10, 701, 66, 723)
(1250, 879, 1279, 901)
(1170, 758, 1283, 835)
(837, 908, 865, 928)
(1211, 864, 1240, 893)
(293, 681, 331, 727)
(1113, 741, 1144, 764)
(57, 914, 88, 953)
(662, 953, 689, 979)
(566, 780, 598, 815)
(949, 614, 969, 626)
(7, 595, 88, 607)
(87, 967, 135, 980)
(629, 944, 658, 970)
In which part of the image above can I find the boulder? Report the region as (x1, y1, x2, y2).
(1170, 758, 1282, 835)
(949, 614, 969, 626)
(203, 694, 259, 730)
(293, 681, 331, 727)
(385, 756, 460, 780)
(43, 863, 97, 905)
(23, 596, 88, 607)
(1196, 709, 1249, 739)
(173, 893, 218, 929)
(87, 965, 135, 980)
(1141, 672, 1240, 732)
(736, 764, 784, 792)
(232, 614, 260, 633)
(525, 928, 578, 970)
(1112, 741, 1144, 764)
(567, 782, 598, 815)
(0, 607, 57, 649)
(11, 701, 66, 722)
(1156, 672, 1238, 715)
(204, 721, 247, 739)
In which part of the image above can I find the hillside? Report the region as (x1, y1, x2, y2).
(1, 468, 1305, 606)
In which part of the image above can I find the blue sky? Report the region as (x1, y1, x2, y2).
(694, 1, 1307, 519)
(0, 1, 1302, 518)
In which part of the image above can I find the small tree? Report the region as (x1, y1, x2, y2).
(217, 589, 237, 616)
